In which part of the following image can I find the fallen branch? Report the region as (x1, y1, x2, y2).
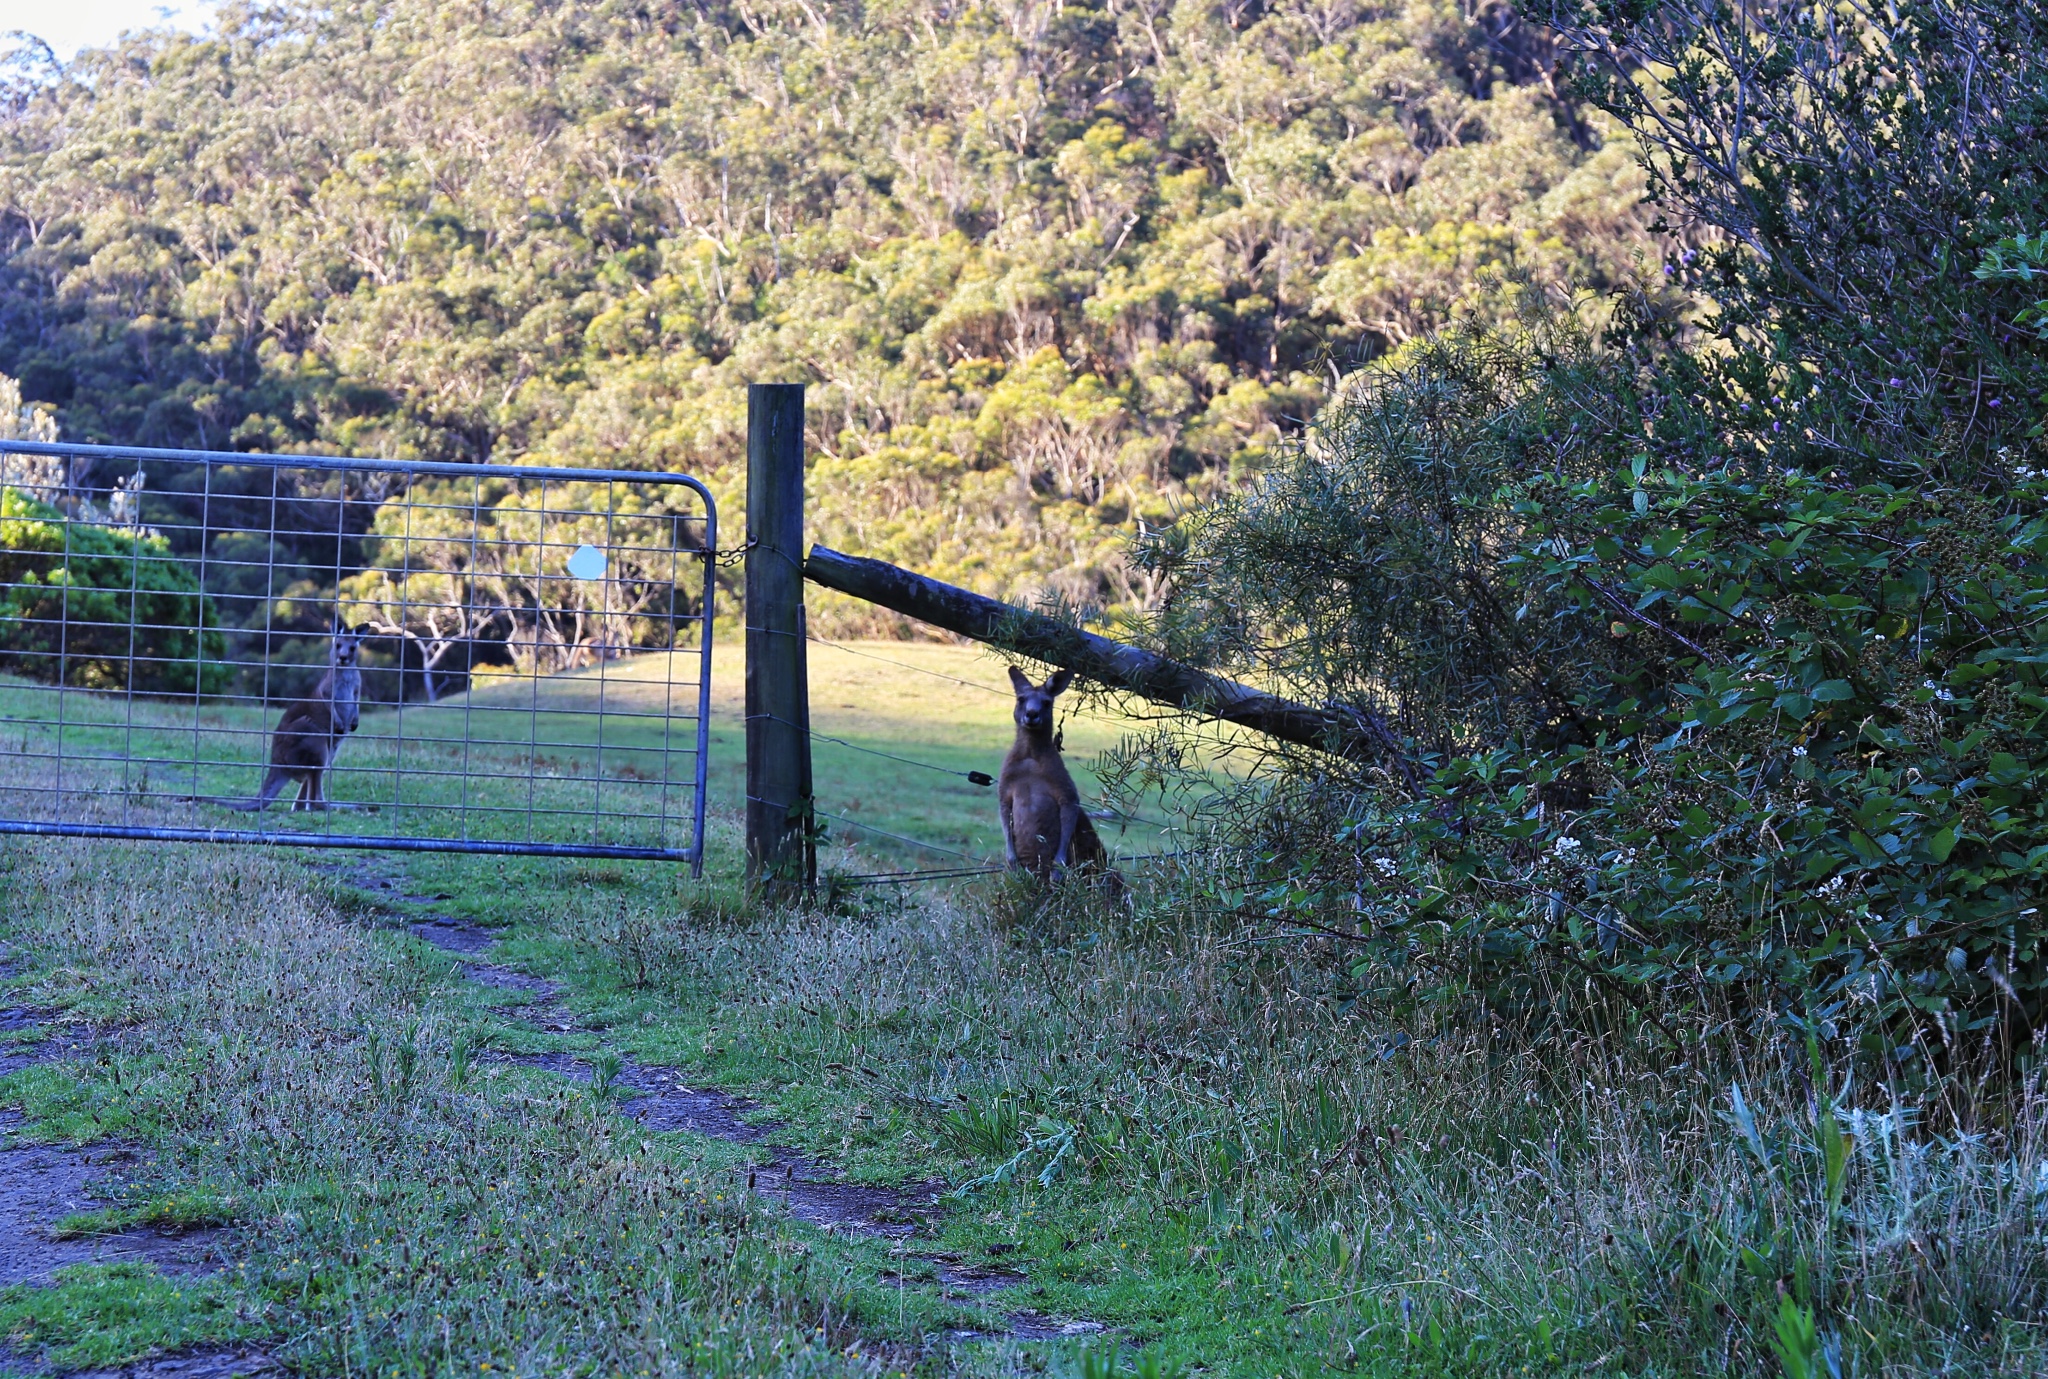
(803, 544, 1392, 759)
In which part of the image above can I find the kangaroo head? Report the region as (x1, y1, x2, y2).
(1008, 666, 1073, 738)
(330, 620, 373, 668)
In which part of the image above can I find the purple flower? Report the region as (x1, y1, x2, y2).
(1988, 397, 2001, 408)
(1889, 378, 1903, 387)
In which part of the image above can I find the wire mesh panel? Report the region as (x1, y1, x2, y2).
(0, 440, 717, 871)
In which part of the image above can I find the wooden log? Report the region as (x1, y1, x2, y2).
(802, 544, 1385, 759)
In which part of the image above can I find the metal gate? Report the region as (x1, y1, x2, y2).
(0, 440, 717, 873)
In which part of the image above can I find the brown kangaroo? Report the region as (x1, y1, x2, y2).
(234, 622, 371, 812)
(999, 667, 1120, 893)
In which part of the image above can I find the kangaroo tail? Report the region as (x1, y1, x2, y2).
(226, 769, 291, 813)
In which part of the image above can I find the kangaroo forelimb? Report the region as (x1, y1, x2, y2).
(1054, 800, 1080, 870)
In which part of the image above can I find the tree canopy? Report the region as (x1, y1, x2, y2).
(0, 0, 1649, 619)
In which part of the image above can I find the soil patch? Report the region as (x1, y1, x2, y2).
(308, 862, 505, 954)
(1004, 1313, 1106, 1340)
(443, 953, 576, 1030)
(0, 1113, 226, 1288)
(480, 1049, 768, 1142)
(932, 1261, 1029, 1297)
(1, 1347, 280, 1378)
(454, 960, 558, 998)
(409, 920, 497, 956)
(1, 1008, 105, 1080)
(757, 1159, 943, 1238)
(0, 948, 83, 1079)
(940, 1305, 1103, 1343)
(616, 1063, 770, 1141)
(71, 1352, 278, 1378)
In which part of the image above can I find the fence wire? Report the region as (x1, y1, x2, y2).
(0, 439, 717, 871)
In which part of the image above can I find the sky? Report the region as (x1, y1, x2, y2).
(0, 1, 216, 62)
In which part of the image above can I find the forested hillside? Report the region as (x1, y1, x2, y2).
(0, 0, 1647, 617)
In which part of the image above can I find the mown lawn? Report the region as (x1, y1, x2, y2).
(0, 638, 1182, 867)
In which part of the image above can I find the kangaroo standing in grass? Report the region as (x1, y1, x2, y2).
(235, 622, 371, 812)
(1000, 667, 1119, 893)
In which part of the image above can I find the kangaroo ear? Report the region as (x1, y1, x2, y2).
(353, 622, 375, 637)
(1007, 665, 1032, 695)
(1045, 668, 1074, 697)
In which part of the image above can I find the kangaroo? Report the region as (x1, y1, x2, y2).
(999, 667, 1120, 894)
(234, 622, 372, 812)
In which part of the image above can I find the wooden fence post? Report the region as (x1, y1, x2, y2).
(744, 383, 812, 897)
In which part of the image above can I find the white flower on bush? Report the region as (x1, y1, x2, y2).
(1819, 875, 1845, 897)
(1923, 679, 1955, 702)
(1371, 856, 1399, 877)
(1552, 837, 1582, 859)
(1792, 745, 1808, 758)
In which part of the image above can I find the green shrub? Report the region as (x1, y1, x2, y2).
(0, 487, 227, 694)
(1124, 0, 2048, 1049)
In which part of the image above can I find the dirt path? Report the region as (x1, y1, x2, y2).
(0, 949, 226, 1289)
(0, 1114, 228, 1287)
(0, 948, 90, 1080)
(1, 950, 278, 1378)
(0, 1344, 277, 1379)
(325, 861, 1104, 1343)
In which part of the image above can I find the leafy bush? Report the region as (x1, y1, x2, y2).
(0, 487, 227, 694)
(1127, 0, 2048, 1049)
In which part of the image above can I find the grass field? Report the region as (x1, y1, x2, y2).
(3, 644, 2041, 1379)
(0, 638, 1182, 868)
